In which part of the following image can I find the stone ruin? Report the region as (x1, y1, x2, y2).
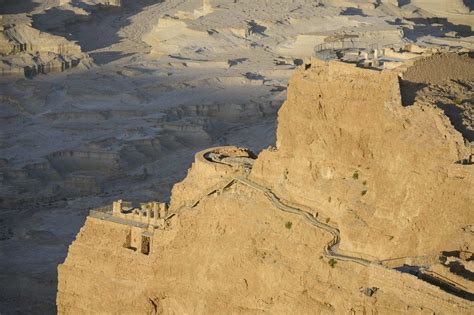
(355, 44, 440, 70)
(86, 146, 257, 256)
(89, 199, 169, 255)
(315, 41, 470, 71)
(112, 199, 169, 228)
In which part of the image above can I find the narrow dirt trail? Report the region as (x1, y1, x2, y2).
(171, 171, 473, 301)
(175, 174, 371, 266)
(233, 176, 371, 266)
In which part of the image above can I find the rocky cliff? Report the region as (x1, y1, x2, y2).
(252, 57, 473, 260)
(57, 55, 474, 314)
(0, 23, 91, 77)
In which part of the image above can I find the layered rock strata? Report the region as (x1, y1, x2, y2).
(0, 21, 91, 77)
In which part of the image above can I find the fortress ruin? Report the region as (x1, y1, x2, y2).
(89, 200, 169, 255)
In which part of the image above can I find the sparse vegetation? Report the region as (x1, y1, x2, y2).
(325, 217, 330, 223)
(352, 171, 359, 180)
(361, 190, 367, 196)
(362, 180, 367, 186)
(453, 98, 462, 105)
(328, 258, 337, 268)
(285, 221, 293, 229)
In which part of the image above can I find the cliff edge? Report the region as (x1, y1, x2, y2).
(252, 56, 473, 259)
(57, 55, 474, 314)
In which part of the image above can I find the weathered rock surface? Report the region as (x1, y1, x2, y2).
(58, 192, 472, 314)
(252, 56, 473, 260)
(57, 56, 474, 314)
(0, 22, 91, 76)
(401, 53, 474, 141)
(409, 0, 473, 28)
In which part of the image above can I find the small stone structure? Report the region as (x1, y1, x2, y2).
(89, 199, 169, 255)
(357, 46, 422, 69)
(315, 42, 463, 71)
(112, 199, 169, 228)
(95, 147, 254, 256)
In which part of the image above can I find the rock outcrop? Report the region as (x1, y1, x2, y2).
(252, 57, 473, 260)
(57, 55, 474, 313)
(0, 22, 91, 77)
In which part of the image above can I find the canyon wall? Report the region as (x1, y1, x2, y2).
(0, 23, 91, 77)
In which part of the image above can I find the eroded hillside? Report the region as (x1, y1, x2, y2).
(57, 55, 474, 314)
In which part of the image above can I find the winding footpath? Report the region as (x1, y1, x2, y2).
(178, 175, 371, 266)
(233, 176, 372, 266)
(173, 173, 473, 301)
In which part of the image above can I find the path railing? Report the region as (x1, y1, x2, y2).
(314, 40, 403, 54)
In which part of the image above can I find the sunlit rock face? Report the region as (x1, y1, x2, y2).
(57, 58, 473, 314)
(251, 57, 473, 259)
(0, 23, 91, 77)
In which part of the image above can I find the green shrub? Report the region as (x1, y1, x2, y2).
(285, 221, 292, 229)
(352, 171, 359, 180)
(361, 190, 367, 196)
(328, 258, 337, 268)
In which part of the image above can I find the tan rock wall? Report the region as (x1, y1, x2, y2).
(251, 58, 473, 259)
(57, 57, 473, 314)
(58, 185, 473, 314)
(57, 217, 153, 314)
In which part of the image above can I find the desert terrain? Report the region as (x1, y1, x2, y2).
(0, 0, 473, 314)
